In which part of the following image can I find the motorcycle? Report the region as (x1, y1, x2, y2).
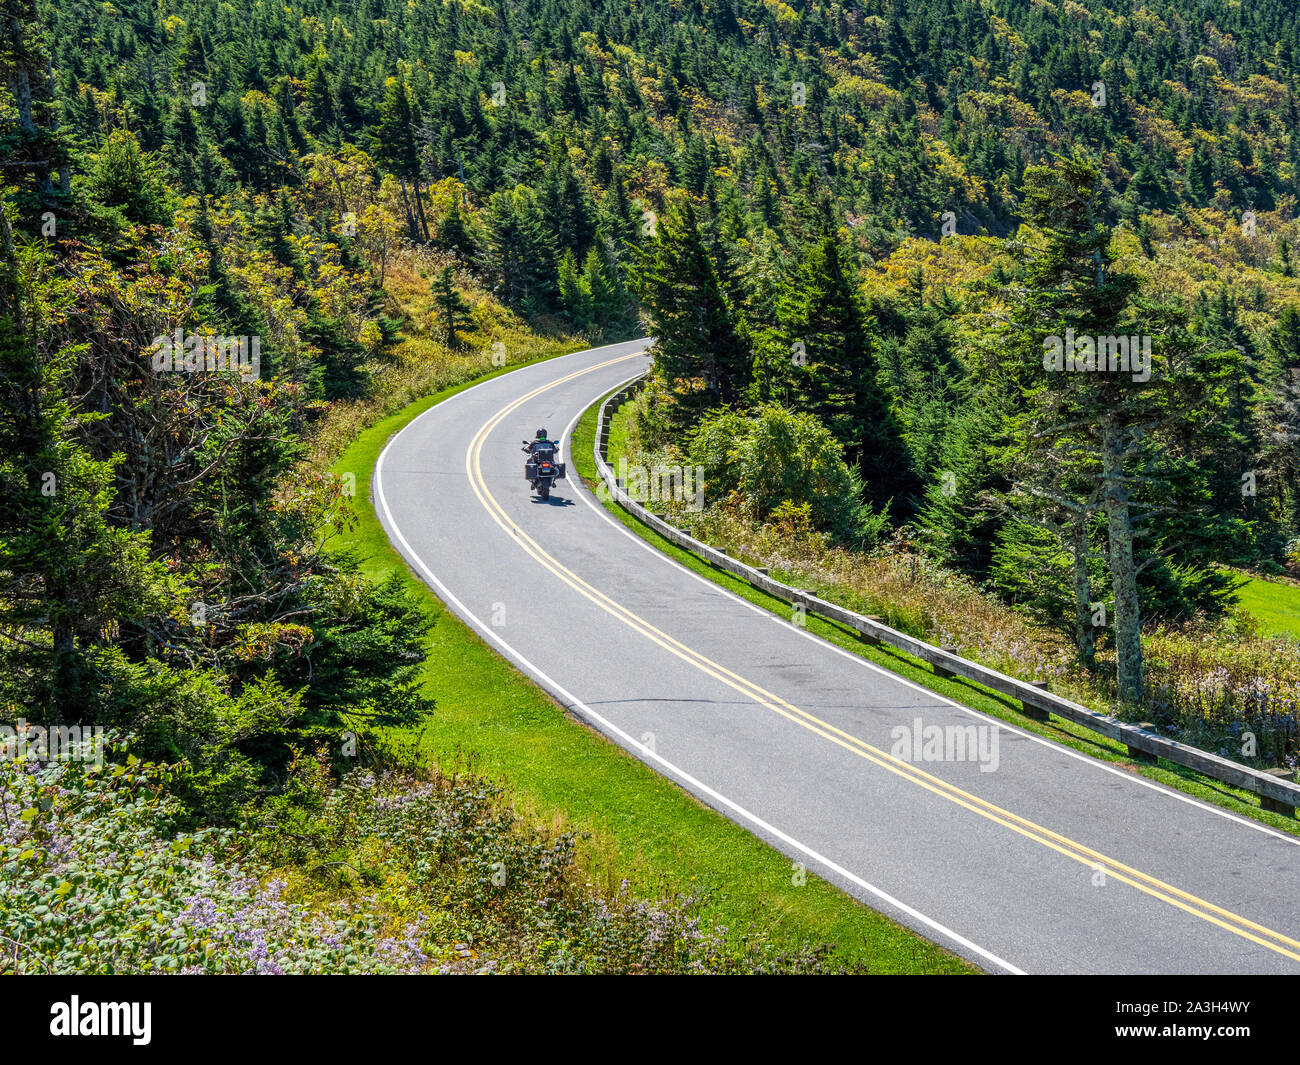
(522, 440, 565, 500)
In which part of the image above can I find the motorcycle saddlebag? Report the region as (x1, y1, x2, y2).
(525, 460, 538, 481)
(556, 462, 566, 480)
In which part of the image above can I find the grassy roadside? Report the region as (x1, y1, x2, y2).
(326, 354, 975, 974)
(573, 389, 1300, 838)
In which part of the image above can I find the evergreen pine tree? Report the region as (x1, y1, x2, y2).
(432, 266, 472, 349)
(1010, 153, 1238, 700)
(631, 197, 751, 420)
(784, 219, 916, 512)
(582, 245, 623, 329)
(483, 188, 559, 317)
(372, 79, 429, 240)
(557, 250, 589, 327)
(1256, 306, 1300, 537)
(438, 200, 476, 258)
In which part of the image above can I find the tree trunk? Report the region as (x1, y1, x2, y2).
(1101, 419, 1143, 705)
(7, 15, 52, 196)
(1070, 509, 1096, 670)
(412, 169, 431, 242)
(47, 57, 69, 195)
(46, 572, 79, 718)
(7, 16, 35, 134)
(396, 175, 418, 242)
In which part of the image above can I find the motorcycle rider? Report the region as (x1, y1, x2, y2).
(523, 428, 558, 461)
(522, 426, 563, 488)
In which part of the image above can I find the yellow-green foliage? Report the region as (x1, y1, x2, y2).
(306, 243, 580, 467)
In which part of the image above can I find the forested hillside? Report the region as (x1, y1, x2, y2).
(2, 0, 1300, 972)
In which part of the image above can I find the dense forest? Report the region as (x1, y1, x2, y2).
(2, 0, 1300, 892)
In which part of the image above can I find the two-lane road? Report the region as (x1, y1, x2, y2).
(374, 339, 1300, 973)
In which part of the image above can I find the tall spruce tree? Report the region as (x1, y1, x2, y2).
(784, 217, 916, 512)
(1010, 153, 1237, 702)
(631, 196, 751, 420)
(432, 266, 472, 349)
(1255, 306, 1300, 539)
(372, 78, 428, 241)
(918, 378, 1012, 578)
(483, 188, 559, 317)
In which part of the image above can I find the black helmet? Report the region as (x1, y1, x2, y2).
(536, 428, 548, 440)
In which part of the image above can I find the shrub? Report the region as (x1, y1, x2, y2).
(1142, 623, 1300, 767)
(255, 760, 859, 974)
(687, 403, 884, 546)
(0, 740, 426, 974)
(1286, 538, 1300, 577)
(0, 742, 861, 974)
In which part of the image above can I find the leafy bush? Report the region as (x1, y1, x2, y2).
(624, 372, 681, 454)
(0, 742, 861, 974)
(1286, 538, 1300, 578)
(252, 757, 859, 974)
(1142, 623, 1300, 768)
(79, 650, 304, 822)
(0, 741, 426, 974)
(687, 403, 885, 547)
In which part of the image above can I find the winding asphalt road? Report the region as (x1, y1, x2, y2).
(374, 339, 1300, 974)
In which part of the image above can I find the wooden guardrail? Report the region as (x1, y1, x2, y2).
(593, 375, 1300, 816)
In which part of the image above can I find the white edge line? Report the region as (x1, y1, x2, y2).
(372, 348, 1027, 976)
(565, 378, 1300, 851)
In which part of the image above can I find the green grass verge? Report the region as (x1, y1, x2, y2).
(1234, 575, 1300, 640)
(573, 389, 1300, 839)
(326, 354, 974, 974)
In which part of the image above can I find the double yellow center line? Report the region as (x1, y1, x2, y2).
(466, 353, 1300, 967)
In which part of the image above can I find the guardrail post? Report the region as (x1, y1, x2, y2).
(1262, 769, 1297, 816)
(1127, 724, 1158, 764)
(1020, 680, 1051, 723)
(861, 616, 885, 647)
(934, 645, 959, 679)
